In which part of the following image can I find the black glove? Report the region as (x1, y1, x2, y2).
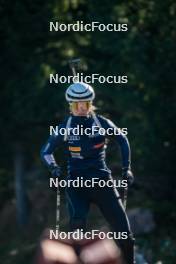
(122, 168, 134, 186)
(49, 163, 61, 178)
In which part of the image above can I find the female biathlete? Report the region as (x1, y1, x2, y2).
(41, 82, 135, 263)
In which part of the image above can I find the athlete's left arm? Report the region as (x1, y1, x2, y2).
(99, 116, 131, 170)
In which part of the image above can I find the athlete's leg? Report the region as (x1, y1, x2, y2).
(93, 184, 131, 232)
(94, 185, 135, 263)
(66, 186, 90, 231)
(88, 168, 135, 264)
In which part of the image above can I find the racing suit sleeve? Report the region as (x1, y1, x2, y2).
(99, 116, 131, 169)
(40, 123, 65, 168)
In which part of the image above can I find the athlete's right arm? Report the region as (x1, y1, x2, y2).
(40, 123, 65, 169)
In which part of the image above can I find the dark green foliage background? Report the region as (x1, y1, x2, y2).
(0, 0, 176, 263)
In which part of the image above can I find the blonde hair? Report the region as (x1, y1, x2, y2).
(69, 101, 96, 114)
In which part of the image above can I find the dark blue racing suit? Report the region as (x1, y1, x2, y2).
(41, 113, 132, 237)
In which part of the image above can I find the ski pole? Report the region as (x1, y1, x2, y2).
(123, 186, 128, 210)
(56, 187, 60, 231)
